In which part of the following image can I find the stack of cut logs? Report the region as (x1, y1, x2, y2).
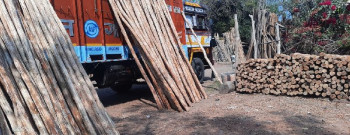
(237, 53, 350, 100)
(108, 0, 207, 112)
(0, 0, 117, 134)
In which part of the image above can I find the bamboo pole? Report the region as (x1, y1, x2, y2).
(108, 0, 207, 112)
(249, 14, 258, 59)
(109, 0, 164, 110)
(276, 23, 284, 54)
(233, 14, 246, 65)
(0, 106, 11, 135)
(117, 0, 188, 111)
(0, 0, 118, 134)
(115, 0, 186, 111)
(159, 0, 206, 99)
(181, 11, 223, 84)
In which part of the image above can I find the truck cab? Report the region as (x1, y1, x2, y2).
(183, 1, 213, 82)
(50, 0, 213, 91)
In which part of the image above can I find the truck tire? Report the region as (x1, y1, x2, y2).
(191, 58, 204, 83)
(111, 83, 133, 93)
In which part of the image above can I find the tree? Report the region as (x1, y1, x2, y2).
(280, 0, 350, 54)
(202, 0, 258, 42)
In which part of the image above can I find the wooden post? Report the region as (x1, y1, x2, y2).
(249, 14, 257, 59)
(276, 23, 281, 54)
(233, 14, 246, 66)
(276, 23, 284, 54)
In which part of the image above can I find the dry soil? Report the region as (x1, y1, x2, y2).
(98, 63, 350, 135)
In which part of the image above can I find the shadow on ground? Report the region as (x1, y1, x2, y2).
(97, 84, 156, 107)
(97, 80, 337, 134)
(270, 111, 335, 135)
(112, 109, 336, 135)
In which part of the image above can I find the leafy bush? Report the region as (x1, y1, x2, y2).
(283, 0, 350, 54)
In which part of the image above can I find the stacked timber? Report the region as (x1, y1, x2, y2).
(108, 0, 207, 112)
(237, 53, 350, 101)
(0, 0, 117, 134)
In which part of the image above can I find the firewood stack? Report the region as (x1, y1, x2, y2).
(0, 0, 117, 134)
(108, 0, 207, 112)
(237, 53, 350, 101)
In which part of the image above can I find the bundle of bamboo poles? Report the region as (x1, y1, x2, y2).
(108, 0, 207, 112)
(237, 53, 350, 101)
(212, 29, 235, 62)
(247, 10, 278, 59)
(0, 0, 117, 134)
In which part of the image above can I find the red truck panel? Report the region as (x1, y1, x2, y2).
(51, 0, 187, 62)
(51, 0, 80, 45)
(102, 0, 123, 46)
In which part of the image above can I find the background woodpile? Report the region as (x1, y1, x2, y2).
(109, 0, 207, 112)
(213, 11, 279, 62)
(212, 27, 246, 65)
(0, 0, 117, 134)
(237, 53, 350, 101)
(247, 10, 278, 59)
(213, 31, 235, 62)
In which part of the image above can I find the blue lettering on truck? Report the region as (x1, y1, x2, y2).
(87, 47, 103, 52)
(108, 47, 120, 51)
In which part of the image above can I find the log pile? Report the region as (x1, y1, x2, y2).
(0, 0, 117, 134)
(108, 0, 207, 112)
(237, 53, 350, 101)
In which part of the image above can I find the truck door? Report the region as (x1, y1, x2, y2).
(101, 0, 126, 60)
(81, 0, 106, 62)
(51, 0, 82, 61)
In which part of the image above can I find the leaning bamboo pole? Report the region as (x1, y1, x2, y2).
(0, 0, 118, 134)
(108, 0, 207, 112)
(181, 11, 223, 84)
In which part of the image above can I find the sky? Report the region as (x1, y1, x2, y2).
(278, 5, 293, 21)
(268, 0, 292, 21)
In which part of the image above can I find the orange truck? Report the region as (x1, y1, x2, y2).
(50, 0, 214, 91)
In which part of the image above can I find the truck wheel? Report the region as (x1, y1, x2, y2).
(111, 83, 133, 93)
(191, 58, 204, 83)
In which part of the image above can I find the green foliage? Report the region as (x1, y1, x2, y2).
(281, 0, 350, 54)
(202, 0, 350, 54)
(202, 0, 258, 42)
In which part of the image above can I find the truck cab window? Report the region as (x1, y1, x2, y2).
(185, 14, 193, 28)
(185, 14, 207, 30)
(197, 16, 206, 29)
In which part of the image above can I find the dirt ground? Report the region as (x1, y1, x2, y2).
(98, 63, 350, 135)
